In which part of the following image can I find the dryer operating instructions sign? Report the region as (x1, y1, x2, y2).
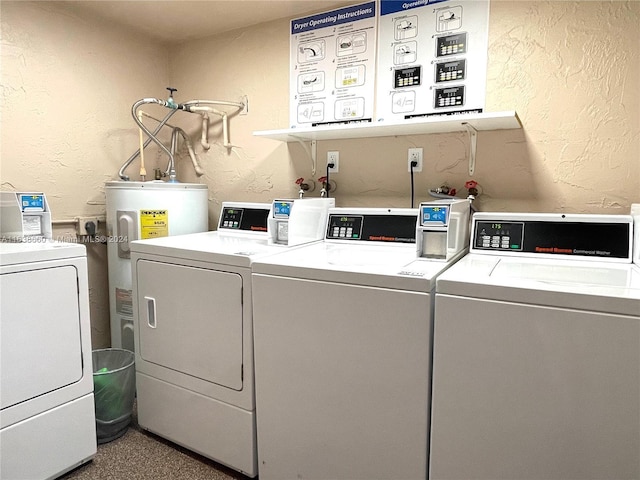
(289, 2, 377, 128)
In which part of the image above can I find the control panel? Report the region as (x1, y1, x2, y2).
(218, 205, 269, 232)
(326, 212, 417, 243)
(327, 215, 364, 240)
(474, 221, 524, 251)
(471, 214, 633, 260)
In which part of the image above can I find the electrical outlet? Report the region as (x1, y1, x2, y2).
(76, 216, 100, 236)
(407, 147, 423, 172)
(327, 151, 339, 173)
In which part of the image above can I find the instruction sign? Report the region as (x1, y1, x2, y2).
(140, 210, 169, 239)
(290, 2, 377, 128)
(376, 0, 489, 122)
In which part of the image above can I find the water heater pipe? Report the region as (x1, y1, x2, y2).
(118, 107, 178, 180)
(201, 114, 211, 150)
(137, 110, 147, 181)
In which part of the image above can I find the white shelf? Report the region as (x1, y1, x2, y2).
(253, 111, 521, 142)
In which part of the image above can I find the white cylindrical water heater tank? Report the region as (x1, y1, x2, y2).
(105, 181, 209, 352)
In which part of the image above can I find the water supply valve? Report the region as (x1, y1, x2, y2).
(295, 177, 316, 197)
(166, 87, 178, 109)
(465, 180, 479, 197)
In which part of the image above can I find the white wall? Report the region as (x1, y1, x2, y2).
(1, 1, 638, 348)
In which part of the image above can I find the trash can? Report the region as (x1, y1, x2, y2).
(92, 348, 136, 444)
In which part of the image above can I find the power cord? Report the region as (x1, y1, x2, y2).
(326, 162, 335, 198)
(410, 160, 418, 208)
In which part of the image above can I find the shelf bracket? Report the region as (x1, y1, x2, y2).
(291, 136, 317, 176)
(463, 122, 478, 176)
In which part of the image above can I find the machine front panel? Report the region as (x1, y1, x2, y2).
(0, 265, 83, 409)
(430, 293, 640, 480)
(136, 260, 244, 391)
(252, 273, 430, 480)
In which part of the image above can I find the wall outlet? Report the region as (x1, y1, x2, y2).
(76, 216, 100, 236)
(327, 151, 339, 173)
(408, 147, 423, 172)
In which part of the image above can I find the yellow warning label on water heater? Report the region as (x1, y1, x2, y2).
(140, 210, 168, 239)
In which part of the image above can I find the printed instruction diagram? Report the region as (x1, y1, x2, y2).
(290, 2, 377, 127)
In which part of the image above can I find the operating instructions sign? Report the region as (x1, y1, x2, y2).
(376, 0, 489, 121)
(290, 2, 377, 128)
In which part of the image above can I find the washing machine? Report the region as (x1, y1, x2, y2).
(0, 241, 96, 479)
(430, 212, 640, 480)
(129, 198, 334, 478)
(251, 202, 471, 480)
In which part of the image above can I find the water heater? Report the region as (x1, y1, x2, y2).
(105, 181, 208, 351)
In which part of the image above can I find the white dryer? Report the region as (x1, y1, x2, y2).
(251, 202, 471, 480)
(430, 212, 640, 480)
(0, 241, 96, 480)
(129, 199, 334, 478)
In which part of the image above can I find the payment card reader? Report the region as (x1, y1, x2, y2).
(268, 198, 335, 246)
(0, 192, 53, 240)
(416, 198, 470, 260)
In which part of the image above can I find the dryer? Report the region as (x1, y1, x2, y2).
(430, 212, 640, 480)
(0, 241, 96, 480)
(250, 202, 471, 480)
(129, 199, 334, 478)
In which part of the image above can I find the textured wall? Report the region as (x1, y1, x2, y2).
(0, 1, 170, 347)
(170, 0, 639, 218)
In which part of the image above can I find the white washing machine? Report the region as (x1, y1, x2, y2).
(129, 199, 334, 478)
(430, 212, 640, 480)
(0, 241, 96, 480)
(251, 202, 471, 480)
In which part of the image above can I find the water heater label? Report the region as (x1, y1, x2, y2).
(140, 210, 168, 239)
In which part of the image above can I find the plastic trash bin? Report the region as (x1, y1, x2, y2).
(92, 348, 135, 444)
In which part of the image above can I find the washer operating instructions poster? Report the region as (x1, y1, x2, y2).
(376, 0, 490, 122)
(290, 2, 377, 128)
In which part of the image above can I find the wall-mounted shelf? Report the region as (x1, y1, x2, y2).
(253, 111, 521, 142)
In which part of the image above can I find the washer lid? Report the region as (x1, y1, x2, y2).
(0, 241, 85, 265)
(436, 255, 640, 316)
(252, 241, 457, 291)
(130, 231, 290, 267)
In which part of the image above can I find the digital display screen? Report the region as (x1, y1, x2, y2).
(273, 201, 293, 218)
(220, 207, 269, 232)
(421, 206, 448, 225)
(327, 214, 417, 243)
(20, 194, 45, 212)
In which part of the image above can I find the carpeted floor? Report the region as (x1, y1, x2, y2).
(60, 403, 251, 480)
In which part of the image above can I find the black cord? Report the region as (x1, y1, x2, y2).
(326, 162, 334, 198)
(410, 161, 417, 208)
